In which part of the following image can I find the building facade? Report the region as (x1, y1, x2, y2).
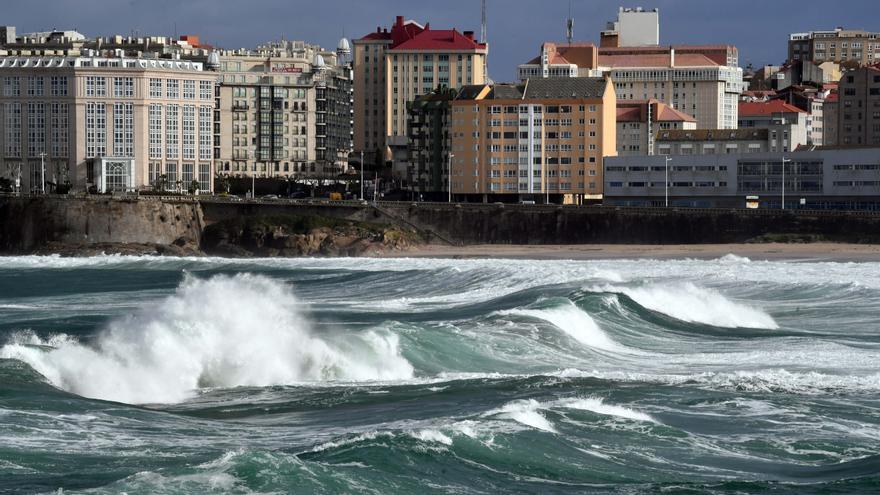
(353, 16, 487, 161)
(738, 100, 809, 152)
(604, 147, 880, 210)
(406, 89, 455, 194)
(449, 77, 616, 203)
(519, 43, 743, 129)
(0, 56, 216, 193)
(616, 99, 696, 156)
(837, 65, 880, 146)
(214, 40, 353, 179)
(601, 7, 660, 48)
(655, 128, 771, 156)
(789, 29, 880, 67)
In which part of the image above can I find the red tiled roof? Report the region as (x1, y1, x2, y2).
(600, 53, 719, 68)
(739, 100, 806, 116)
(616, 106, 643, 122)
(392, 28, 486, 51)
(359, 16, 484, 51)
(616, 100, 696, 123)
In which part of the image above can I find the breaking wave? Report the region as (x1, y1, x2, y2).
(0, 274, 414, 404)
(591, 282, 778, 329)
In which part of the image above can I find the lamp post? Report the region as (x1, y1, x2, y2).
(251, 162, 256, 199)
(664, 156, 672, 207)
(360, 151, 364, 200)
(781, 157, 791, 210)
(448, 153, 455, 203)
(39, 152, 46, 194)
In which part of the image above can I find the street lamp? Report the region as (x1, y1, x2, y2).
(39, 152, 46, 194)
(781, 157, 791, 210)
(664, 156, 672, 207)
(448, 153, 455, 203)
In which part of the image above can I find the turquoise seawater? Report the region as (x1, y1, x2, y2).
(1, 255, 879, 494)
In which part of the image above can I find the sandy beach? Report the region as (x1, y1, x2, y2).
(382, 243, 880, 262)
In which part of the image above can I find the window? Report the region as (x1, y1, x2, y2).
(50, 76, 68, 96)
(150, 78, 163, 98)
(27, 76, 43, 96)
(86, 102, 106, 158)
(113, 103, 134, 157)
(4, 103, 21, 156)
(166, 79, 179, 99)
(199, 106, 212, 160)
(182, 163, 194, 187)
(149, 104, 163, 159)
(166, 105, 179, 159)
(105, 161, 131, 193)
(198, 163, 211, 191)
(27, 103, 45, 157)
(199, 81, 212, 100)
(86, 76, 106, 97)
(113, 77, 134, 97)
(183, 80, 196, 100)
(50, 103, 69, 157)
(182, 106, 196, 160)
(4, 77, 21, 97)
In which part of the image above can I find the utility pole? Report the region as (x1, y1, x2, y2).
(448, 153, 455, 203)
(665, 156, 672, 207)
(781, 157, 791, 210)
(39, 152, 46, 194)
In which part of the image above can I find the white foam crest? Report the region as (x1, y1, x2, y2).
(593, 282, 778, 329)
(0, 274, 414, 404)
(500, 301, 628, 353)
(555, 397, 657, 423)
(485, 399, 558, 433)
(411, 429, 453, 446)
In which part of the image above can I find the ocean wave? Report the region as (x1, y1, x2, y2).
(589, 282, 779, 329)
(498, 300, 630, 354)
(0, 274, 414, 404)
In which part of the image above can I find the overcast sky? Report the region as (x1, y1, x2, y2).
(4, 0, 877, 80)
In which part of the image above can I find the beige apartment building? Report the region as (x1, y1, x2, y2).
(353, 16, 487, 161)
(519, 43, 743, 129)
(449, 77, 616, 203)
(214, 39, 353, 179)
(0, 56, 216, 193)
(789, 29, 880, 67)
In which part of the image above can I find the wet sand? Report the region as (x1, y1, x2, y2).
(384, 243, 880, 262)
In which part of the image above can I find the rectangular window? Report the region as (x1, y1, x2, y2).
(199, 106, 212, 160)
(50, 76, 68, 96)
(166, 79, 179, 99)
(27, 76, 44, 96)
(183, 80, 196, 100)
(27, 103, 46, 158)
(166, 163, 177, 184)
(182, 163, 194, 186)
(50, 103, 69, 157)
(150, 78, 163, 98)
(86, 76, 106, 97)
(112, 103, 134, 157)
(86, 102, 106, 157)
(182, 106, 196, 160)
(166, 104, 179, 159)
(4, 103, 21, 157)
(198, 163, 211, 191)
(199, 80, 212, 100)
(149, 104, 163, 159)
(112, 77, 134, 97)
(4, 77, 21, 97)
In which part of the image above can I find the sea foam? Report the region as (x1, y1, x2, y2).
(500, 300, 627, 353)
(0, 274, 414, 404)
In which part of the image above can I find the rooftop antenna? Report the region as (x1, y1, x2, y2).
(481, 0, 489, 80)
(566, 1, 574, 45)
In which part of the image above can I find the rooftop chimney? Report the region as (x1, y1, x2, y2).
(463, 31, 475, 40)
(670, 46, 675, 67)
(396, 16, 404, 28)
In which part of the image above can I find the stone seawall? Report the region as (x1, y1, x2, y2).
(3, 196, 880, 255)
(0, 196, 203, 253)
(382, 203, 880, 244)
